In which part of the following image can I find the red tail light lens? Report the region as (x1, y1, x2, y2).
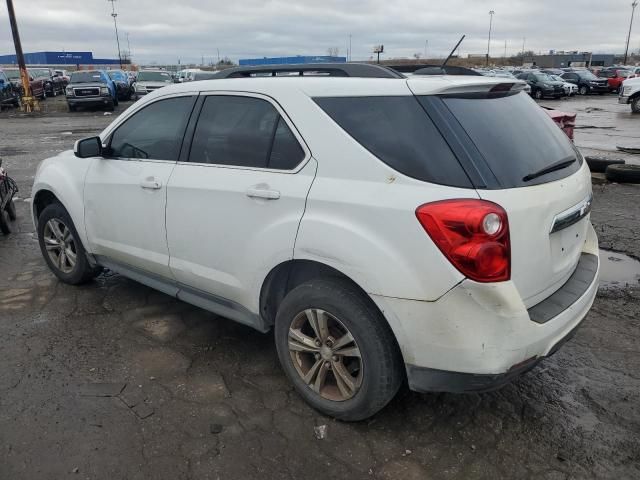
(415, 199, 510, 282)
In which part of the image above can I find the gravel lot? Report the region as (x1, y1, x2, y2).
(0, 94, 639, 480)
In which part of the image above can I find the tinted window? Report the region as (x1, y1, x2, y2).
(109, 96, 195, 161)
(71, 72, 104, 83)
(268, 117, 305, 169)
(315, 96, 470, 187)
(439, 92, 579, 187)
(190, 96, 278, 168)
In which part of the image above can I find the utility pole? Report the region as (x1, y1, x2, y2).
(624, 1, 638, 64)
(5, 0, 38, 111)
(126, 32, 131, 63)
(424, 39, 428, 60)
(217, 48, 220, 64)
(107, 0, 123, 68)
(486, 10, 495, 67)
(349, 34, 352, 62)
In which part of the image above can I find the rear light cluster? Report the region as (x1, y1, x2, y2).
(416, 199, 510, 283)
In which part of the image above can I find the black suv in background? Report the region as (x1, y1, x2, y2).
(65, 70, 118, 111)
(560, 70, 609, 95)
(0, 68, 20, 110)
(516, 72, 564, 99)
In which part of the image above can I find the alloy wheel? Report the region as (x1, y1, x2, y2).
(288, 308, 363, 401)
(43, 218, 77, 274)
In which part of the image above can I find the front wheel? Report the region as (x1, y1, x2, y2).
(6, 199, 17, 221)
(631, 97, 640, 114)
(275, 278, 403, 421)
(579, 85, 589, 95)
(37, 203, 100, 284)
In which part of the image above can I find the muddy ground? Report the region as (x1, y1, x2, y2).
(0, 94, 639, 479)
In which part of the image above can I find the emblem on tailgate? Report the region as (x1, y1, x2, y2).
(550, 193, 593, 234)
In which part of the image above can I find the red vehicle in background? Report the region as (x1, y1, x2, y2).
(541, 107, 576, 141)
(3, 67, 47, 100)
(596, 67, 631, 93)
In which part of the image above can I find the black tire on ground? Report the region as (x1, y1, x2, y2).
(585, 156, 626, 173)
(632, 97, 640, 114)
(605, 164, 640, 184)
(6, 199, 17, 221)
(37, 202, 100, 284)
(274, 278, 404, 421)
(0, 207, 10, 235)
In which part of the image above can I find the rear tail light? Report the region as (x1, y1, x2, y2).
(416, 199, 510, 282)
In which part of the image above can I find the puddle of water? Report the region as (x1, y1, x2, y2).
(599, 249, 640, 287)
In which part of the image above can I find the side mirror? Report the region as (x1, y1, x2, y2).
(74, 136, 102, 158)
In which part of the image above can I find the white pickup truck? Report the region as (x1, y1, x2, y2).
(619, 76, 640, 113)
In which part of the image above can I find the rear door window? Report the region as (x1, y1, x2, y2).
(314, 96, 471, 187)
(433, 92, 580, 187)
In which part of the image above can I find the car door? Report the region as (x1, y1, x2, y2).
(84, 94, 197, 279)
(562, 73, 579, 85)
(166, 93, 316, 316)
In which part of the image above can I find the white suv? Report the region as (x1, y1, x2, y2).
(619, 75, 640, 113)
(32, 64, 599, 421)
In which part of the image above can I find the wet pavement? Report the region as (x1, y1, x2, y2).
(0, 95, 639, 479)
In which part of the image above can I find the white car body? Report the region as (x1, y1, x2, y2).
(550, 75, 578, 96)
(32, 74, 599, 400)
(619, 76, 640, 113)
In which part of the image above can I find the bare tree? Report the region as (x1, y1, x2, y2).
(327, 47, 340, 57)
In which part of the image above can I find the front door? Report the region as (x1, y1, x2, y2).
(84, 94, 196, 278)
(166, 93, 316, 313)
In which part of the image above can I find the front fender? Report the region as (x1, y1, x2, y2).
(32, 151, 92, 249)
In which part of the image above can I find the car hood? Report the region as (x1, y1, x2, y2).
(623, 76, 640, 86)
(136, 81, 171, 88)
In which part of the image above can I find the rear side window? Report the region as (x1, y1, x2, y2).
(315, 96, 471, 187)
(189, 95, 305, 170)
(436, 93, 579, 187)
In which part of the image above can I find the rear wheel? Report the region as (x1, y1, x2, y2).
(37, 203, 100, 284)
(6, 199, 17, 221)
(275, 278, 403, 421)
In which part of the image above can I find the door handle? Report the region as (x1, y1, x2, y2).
(246, 187, 280, 200)
(140, 177, 162, 190)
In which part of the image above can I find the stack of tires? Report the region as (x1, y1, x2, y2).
(586, 157, 640, 184)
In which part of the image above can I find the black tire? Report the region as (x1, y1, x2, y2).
(68, 104, 76, 112)
(534, 89, 543, 100)
(37, 202, 100, 284)
(275, 278, 403, 421)
(585, 156, 625, 173)
(113, 96, 119, 107)
(605, 164, 640, 184)
(106, 101, 115, 112)
(6, 199, 17, 221)
(632, 97, 640, 114)
(579, 85, 589, 95)
(0, 208, 10, 235)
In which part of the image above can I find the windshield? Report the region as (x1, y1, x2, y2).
(534, 73, 553, 82)
(5, 70, 20, 80)
(577, 71, 597, 80)
(550, 75, 563, 82)
(437, 92, 580, 187)
(71, 72, 104, 83)
(137, 71, 172, 82)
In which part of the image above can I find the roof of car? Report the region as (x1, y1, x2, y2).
(147, 74, 523, 98)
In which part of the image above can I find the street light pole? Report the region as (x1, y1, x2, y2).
(5, 0, 38, 111)
(107, 0, 123, 68)
(424, 39, 428, 60)
(486, 10, 495, 66)
(624, 1, 638, 64)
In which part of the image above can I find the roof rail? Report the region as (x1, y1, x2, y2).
(211, 63, 405, 79)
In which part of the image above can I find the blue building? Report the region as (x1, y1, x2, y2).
(0, 51, 124, 66)
(239, 55, 346, 66)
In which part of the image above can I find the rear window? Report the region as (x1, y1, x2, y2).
(314, 96, 471, 187)
(435, 93, 579, 187)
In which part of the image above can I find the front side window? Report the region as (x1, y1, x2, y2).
(189, 95, 305, 170)
(109, 96, 195, 161)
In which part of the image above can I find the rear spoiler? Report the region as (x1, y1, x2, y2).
(408, 80, 529, 97)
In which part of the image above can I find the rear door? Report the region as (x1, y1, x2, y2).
(415, 88, 592, 307)
(165, 93, 316, 312)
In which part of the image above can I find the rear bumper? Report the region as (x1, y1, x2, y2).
(371, 223, 599, 393)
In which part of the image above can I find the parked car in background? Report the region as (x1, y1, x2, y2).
(517, 72, 564, 99)
(3, 67, 46, 99)
(549, 74, 577, 96)
(176, 68, 203, 83)
(619, 76, 640, 113)
(54, 70, 71, 86)
(65, 70, 118, 111)
(540, 68, 565, 76)
(35, 68, 66, 97)
(596, 67, 631, 93)
(132, 70, 173, 100)
(626, 67, 640, 78)
(560, 70, 609, 95)
(32, 66, 599, 421)
(0, 68, 20, 109)
(108, 70, 133, 101)
(541, 106, 576, 140)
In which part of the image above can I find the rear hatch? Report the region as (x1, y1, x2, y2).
(409, 79, 592, 307)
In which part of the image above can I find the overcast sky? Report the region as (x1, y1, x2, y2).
(1, 0, 639, 64)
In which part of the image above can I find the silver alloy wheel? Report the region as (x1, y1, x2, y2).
(288, 308, 363, 401)
(43, 218, 77, 274)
